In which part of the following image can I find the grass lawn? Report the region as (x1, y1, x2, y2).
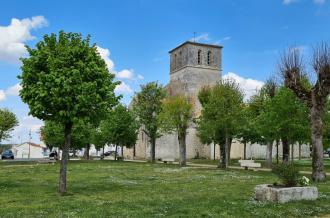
(190, 158, 330, 172)
(0, 160, 330, 217)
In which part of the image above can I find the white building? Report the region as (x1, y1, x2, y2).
(12, 142, 49, 158)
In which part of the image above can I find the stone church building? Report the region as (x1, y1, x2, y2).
(124, 41, 310, 160)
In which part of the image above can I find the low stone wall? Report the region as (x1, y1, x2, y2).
(255, 184, 318, 203)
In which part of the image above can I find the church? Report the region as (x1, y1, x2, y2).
(124, 41, 310, 161)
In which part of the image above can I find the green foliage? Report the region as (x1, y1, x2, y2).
(41, 120, 92, 150)
(272, 163, 301, 187)
(100, 104, 139, 148)
(256, 87, 310, 144)
(19, 31, 119, 125)
(0, 108, 18, 143)
(197, 80, 244, 145)
(132, 82, 166, 141)
(158, 95, 193, 137)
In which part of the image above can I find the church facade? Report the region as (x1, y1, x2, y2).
(124, 41, 311, 160)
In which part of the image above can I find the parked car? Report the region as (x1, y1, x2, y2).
(49, 150, 58, 160)
(101, 151, 117, 158)
(1, 150, 14, 159)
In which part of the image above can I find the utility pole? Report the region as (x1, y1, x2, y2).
(28, 129, 32, 159)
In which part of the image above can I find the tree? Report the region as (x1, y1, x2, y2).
(132, 82, 166, 162)
(256, 87, 310, 165)
(41, 120, 92, 153)
(19, 31, 119, 193)
(280, 44, 330, 181)
(197, 80, 244, 168)
(101, 104, 139, 160)
(158, 95, 192, 166)
(0, 109, 18, 144)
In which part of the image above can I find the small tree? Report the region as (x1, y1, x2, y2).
(19, 31, 119, 193)
(101, 104, 139, 160)
(132, 82, 166, 162)
(0, 109, 18, 144)
(256, 87, 310, 165)
(197, 80, 244, 168)
(280, 44, 330, 181)
(158, 95, 192, 166)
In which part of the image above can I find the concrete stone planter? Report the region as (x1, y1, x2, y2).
(255, 184, 318, 203)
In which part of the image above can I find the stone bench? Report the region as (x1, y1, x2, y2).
(37, 159, 56, 165)
(162, 158, 175, 164)
(239, 159, 261, 170)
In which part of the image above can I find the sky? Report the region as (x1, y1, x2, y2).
(0, 0, 329, 144)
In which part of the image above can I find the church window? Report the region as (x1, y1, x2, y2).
(207, 51, 212, 65)
(174, 54, 177, 69)
(198, 50, 202, 64)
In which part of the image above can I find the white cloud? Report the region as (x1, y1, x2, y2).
(0, 16, 48, 63)
(117, 69, 135, 80)
(97, 46, 143, 81)
(283, 0, 299, 4)
(137, 74, 144, 80)
(314, 0, 326, 5)
(5, 83, 22, 96)
(115, 81, 133, 94)
(222, 36, 231, 41)
(190, 33, 209, 42)
(96, 46, 114, 71)
(223, 72, 264, 100)
(0, 90, 6, 101)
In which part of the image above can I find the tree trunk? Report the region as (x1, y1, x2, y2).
(282, 138, 289, 164)
(228, 138, 232, 162)
(310, 102, 326, 182)
(225, 136, 230, 168)
(276, 140, 279, 164)
(298, 144, 301, 160)
(218, 143, 226, 168)
(121, 146, 124, 159)
(243, 142, 246, 160)
(59, 122, 72, 194)
(150, 137, 156, 162)
(115, 144, 118, 160)
(178, 133, 186, 167)
(266, 141, 273, 168)
(291, 144, 294, 162)
(84, 144, 90, 160)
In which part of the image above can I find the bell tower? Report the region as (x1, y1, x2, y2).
(168, 41, 222, 114)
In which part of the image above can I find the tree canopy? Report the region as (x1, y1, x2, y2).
(19, 31, 119, 193)
(132, 82, 166, 162)
(0, 108, 18, 143)
(158, 95, 192, 166)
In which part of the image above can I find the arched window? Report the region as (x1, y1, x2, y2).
(198, 50, 202, 64)
(174, 53, 177, 69)
(207, 51, 212, 65)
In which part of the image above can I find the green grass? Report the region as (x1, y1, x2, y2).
(190, 158, 330, 171)
(0, 160, 330, 217)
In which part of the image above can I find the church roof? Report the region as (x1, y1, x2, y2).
(169, 41, 223, 53)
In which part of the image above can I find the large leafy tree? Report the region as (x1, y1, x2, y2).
(280, 44, 330, 181)
(132, 82, 166, 162)
(0, 109, 18, 144)
(158, 95, 192, 166)
(19, 31, 119, 193)
(197, 80, 244, 168)
(100, 104, 139, 160)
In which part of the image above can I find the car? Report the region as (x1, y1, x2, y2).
(1, 150, 14, 159)
(49, 151, 58, 160)
(101, 151, 117, 157)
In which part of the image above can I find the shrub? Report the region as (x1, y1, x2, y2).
(272, 163, 300, 187)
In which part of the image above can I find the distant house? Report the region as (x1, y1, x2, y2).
(12, 142, 49, 158)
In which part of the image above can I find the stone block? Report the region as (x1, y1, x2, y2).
(255, 184, 318, 203)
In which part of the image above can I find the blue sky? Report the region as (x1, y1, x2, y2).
(0, 0, 329, 144)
